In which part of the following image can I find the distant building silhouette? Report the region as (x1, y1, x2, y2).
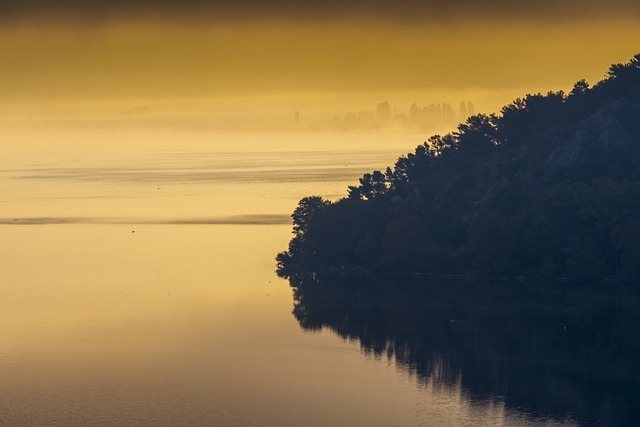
(376, 102, 391, 121)
(459, 102, 467, 120)
(467, 101, 475, 116)
(329, 100, 477, 131)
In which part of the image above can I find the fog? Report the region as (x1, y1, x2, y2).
(1, 20, 639, 138)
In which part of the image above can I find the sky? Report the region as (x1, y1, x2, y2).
(1, 1, 639, 130)
(2, 1, 640, 24)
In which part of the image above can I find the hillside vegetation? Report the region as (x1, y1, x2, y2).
(278, 54, 640, 280)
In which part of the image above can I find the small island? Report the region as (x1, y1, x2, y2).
(278, 53, 640, 281)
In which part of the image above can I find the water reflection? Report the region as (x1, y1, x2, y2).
(285, 272, 640, 426)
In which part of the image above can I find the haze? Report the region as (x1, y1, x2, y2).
(1, 1, 639, 133)
(2, 3, 640, 425)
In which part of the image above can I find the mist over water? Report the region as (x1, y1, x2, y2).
(0, 128, 586, 426)
(2, 2, 639, 421)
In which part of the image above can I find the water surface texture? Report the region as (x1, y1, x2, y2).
(0, 131, 618, 426)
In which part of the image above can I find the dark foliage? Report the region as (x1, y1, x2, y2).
(287, 273, 640, 426)
(279, 53, 640, 279)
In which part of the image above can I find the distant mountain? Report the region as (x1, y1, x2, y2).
(277, 53, 640, 280)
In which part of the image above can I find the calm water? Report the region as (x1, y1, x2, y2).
(0, 130, 630, 426)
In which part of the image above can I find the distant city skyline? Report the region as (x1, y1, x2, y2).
(1, 8, 638, 125)
(326, 100, 476, 131)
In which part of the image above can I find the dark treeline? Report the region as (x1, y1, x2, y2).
(278, 54, 640, 279)
(288, 272, 640, 425)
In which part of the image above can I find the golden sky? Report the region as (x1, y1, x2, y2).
(1, 1, 639, 126)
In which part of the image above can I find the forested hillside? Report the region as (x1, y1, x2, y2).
(278, 54, 640, 280)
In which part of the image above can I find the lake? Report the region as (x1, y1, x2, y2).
(0, 129, 634, 426)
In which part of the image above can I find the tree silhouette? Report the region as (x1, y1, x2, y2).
(291, 196, 330, 237)
(278, 53, 640, 280)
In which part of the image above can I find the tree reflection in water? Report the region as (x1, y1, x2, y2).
(284, 272, 640, 426)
